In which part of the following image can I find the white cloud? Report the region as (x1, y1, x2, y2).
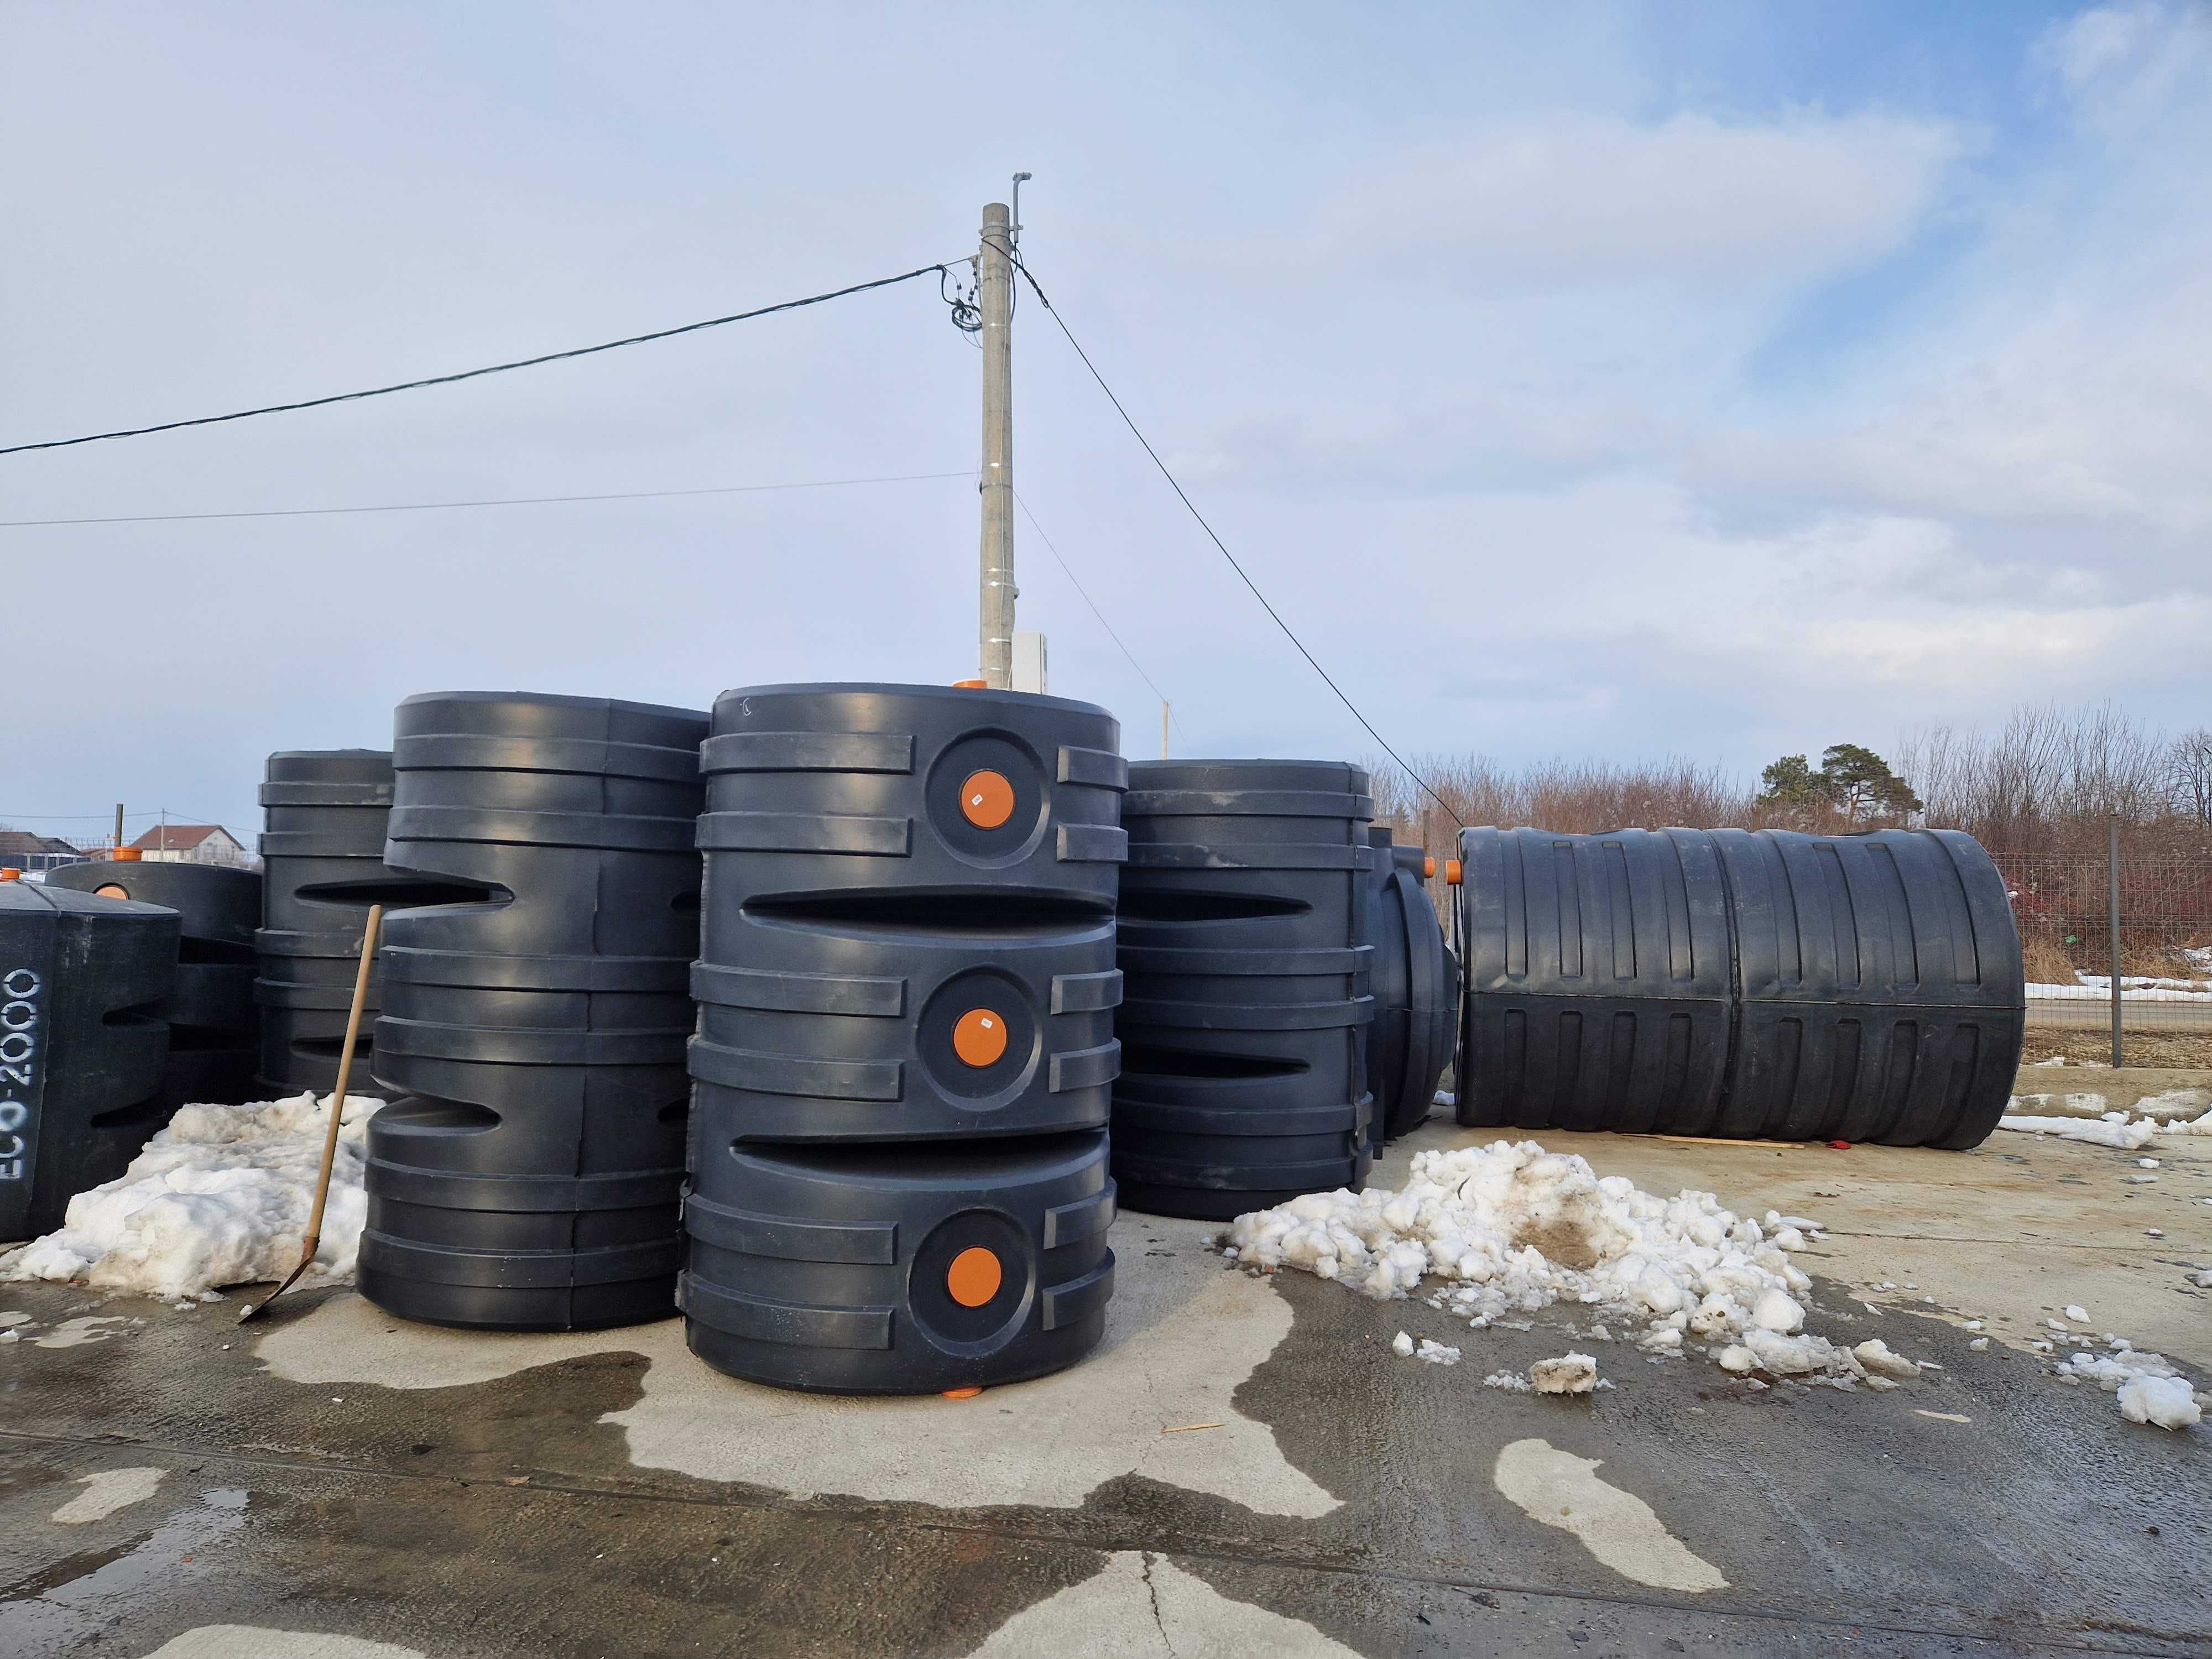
(1314, 112, 1961, 286)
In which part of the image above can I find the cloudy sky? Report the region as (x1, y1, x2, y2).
(4, 2, 2207, 844)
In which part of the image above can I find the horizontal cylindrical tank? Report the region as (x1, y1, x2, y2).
(1453, 826, 2025, 1149)
(1112, 760, 1375, 1218)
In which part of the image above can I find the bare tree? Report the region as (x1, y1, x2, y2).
(2172, 727, 2212, 826)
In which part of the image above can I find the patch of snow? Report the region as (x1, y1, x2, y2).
(1227, 1139, 1879, 1385)
(2064, 1305, 2089, 1322)
(1481, 1370, 1532, 1392)
(2056, 1349, 2204, 1432)
(0, 1092, 381, 1301)
(1970, 1337, 1990, 1351)
(1853, 1339, 1921, 1380)
(1528, 1353, 1600, 1395)
(1390, 1330, 1414, 1358)
(1416, 1338, 1461, 1366)
(1997, 1113, 2157, 1149)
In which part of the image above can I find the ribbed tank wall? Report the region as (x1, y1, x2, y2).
(681, 1130, 1116, 1395)
(1455, 827, 1733, 1135)
(1112, 759, 1375, 1218)
(0, 884, 179, 1237)
(47, 860, 263, 1112)
(1363, 826, 1460, 1144)
(254, 750, 477, 1097)
(1453, 826, 2025, 1149)
(684, 683, 1126, 1394)
(358, 692, 708, 1332)
(1709, 827, 2024, 1150)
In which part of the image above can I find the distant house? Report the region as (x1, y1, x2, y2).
(0, 830, 90, 873)
(129, 824, 248, 866)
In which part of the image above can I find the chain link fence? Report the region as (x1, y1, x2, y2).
(1995, 849, 2212, 1057)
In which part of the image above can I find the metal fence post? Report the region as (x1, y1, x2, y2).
(2108, 813, 2122, 1069)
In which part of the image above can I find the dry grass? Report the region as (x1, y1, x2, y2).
(2020, 1030, 2212, 1071)
(2021, 936, 2079, 986)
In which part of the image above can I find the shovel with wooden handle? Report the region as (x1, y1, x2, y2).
(238, 904, 383, 1324)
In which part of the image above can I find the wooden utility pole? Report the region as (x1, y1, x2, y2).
(977, 200, 1016, 688)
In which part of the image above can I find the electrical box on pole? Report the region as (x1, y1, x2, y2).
(1012, 631, 1048, 696)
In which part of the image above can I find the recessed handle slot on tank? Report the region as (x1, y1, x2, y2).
(165, 1025, 251, 1053)
(1117, 1042, 1310, 1081)
(742, 890, 1113, 940)
(178, 936, 259, 967)
(90, 1092, 178, 1131)
(294, 879, 496, 911)
(1114, 890, 1312, 924)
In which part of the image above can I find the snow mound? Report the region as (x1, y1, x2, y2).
(1530, 1353, 1599, 1395)
(1999, 1105, 2212, 1146)
(2056, 1349, 2204, 1432)
(0, 1093, 382, 1301)
(1228, 1139, 1884, 1385)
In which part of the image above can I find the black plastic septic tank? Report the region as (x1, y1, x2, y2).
(1707, 827, 2024, 1149)
(1364, 827, 1461, 1145)
(1452, 825, 2025, 1149)
(1110, 760, 1375, 1219)
(358, 692, 708, 1331)
(46, 860, 262, 1111)
(0, 883, 178, 1239)
(680, 1129, 1115, 1394)
(254, 750, 476, 1097)
(1454, 827, 1734, 1136)
(692, 683, 1127, 1144)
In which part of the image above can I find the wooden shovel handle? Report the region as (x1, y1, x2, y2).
(299, 905, 382, 1261)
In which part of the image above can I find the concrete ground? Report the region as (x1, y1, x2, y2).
(3, 1115, 2208, 1658)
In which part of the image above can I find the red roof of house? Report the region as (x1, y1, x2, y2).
(127, 824, 238, 852)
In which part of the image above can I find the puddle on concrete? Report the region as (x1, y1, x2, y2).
(32, 1314, 131, 1349)
(143, 1626, 430, 1658)
(258, 1218, 1337, 1517)
(1494, 1438, 1728, 1592)
(6, 1486, 251, 1651)
(965, 1550, 1361, 1657)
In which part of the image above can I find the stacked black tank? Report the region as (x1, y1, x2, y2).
(358, 692, 708, 1331)
(1363, 826, 1461, 1146)
(254, 750, 479, 1097)
(0, 881, 178, 1239)
(1111, 760, 1376, 1219)
(1453, 826, 2025, 1149)
(684, 684, 1125, 1394)
(46, 859, 262, 1112)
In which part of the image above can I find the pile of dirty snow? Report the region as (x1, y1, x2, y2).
(0, 1093, 380, 1301)
(1227, 1139, 1908, 1387)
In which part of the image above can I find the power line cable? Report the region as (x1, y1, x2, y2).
(1004, 252, 1463, 828)
(0, 470, 973, 529)
(2, 262, 964, 457)
(1011, 486, 1187, 744)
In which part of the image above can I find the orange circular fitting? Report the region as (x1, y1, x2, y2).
(951, 678, 989, 689)
(959, 769, 1015, 829)
(94, 883, 131, 900)
(1423, 855, 1437, 879)
(952, 1007, 1009, 1068)
(0, 868, 20, 883)
(112, 847, 143, 862)
(946, 1246, 1003, 1308)
(942, 1385, 984, 1399)
(1444, 859, 1463, 886)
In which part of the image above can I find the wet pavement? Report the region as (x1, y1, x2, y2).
(2, 1116, 2207, 1657)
